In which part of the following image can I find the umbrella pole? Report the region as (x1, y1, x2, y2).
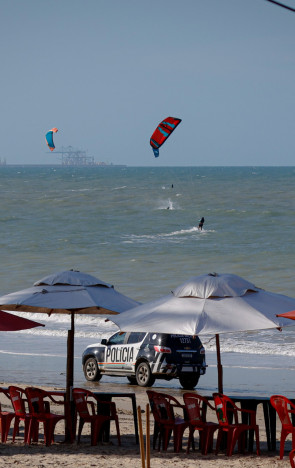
(66, 312, 75, 401)
(216, 334, 223, 394)
(65, 312, 75, 441)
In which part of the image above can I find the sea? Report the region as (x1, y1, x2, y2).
(1, 165, 295, 398)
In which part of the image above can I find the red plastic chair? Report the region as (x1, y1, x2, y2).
(183, 392, 219, 454)
(213, 393, 260, 456)
(270, 395, 295, 459)
(9, 386, 33, 443)
(72, 388, 121, 446)
(290, 449, 295, 468)
(146, 390, 163, 449)
(147, 390, 188, 451)
(25, 387, 73, 446)
(0, 388, 15, 442)
(146, 390, 189, 453)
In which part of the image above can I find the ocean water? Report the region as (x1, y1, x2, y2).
(1, 165, 295, 397)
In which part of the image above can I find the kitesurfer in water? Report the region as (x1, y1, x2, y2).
(198, 217, 205, 230)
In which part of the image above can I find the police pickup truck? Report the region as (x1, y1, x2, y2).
(82, 331, 206, 389)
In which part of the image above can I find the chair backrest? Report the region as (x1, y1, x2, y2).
(25, 387, 49, 415)
(270, 395, 293, 427)
(183, 392, 210, 424)
(146, 390, 159, 418)
(146, 390, 175, 424)
(213, 393, 237, 426)
(72, 388, 94, 418)
(0, 388, 11, 413)
(147, 390, 182, 408)
(9, 386, 27, 417)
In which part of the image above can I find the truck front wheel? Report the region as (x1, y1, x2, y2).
(83, 357, 102, 382)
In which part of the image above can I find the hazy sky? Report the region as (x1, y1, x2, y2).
(1, 0, 294, 166)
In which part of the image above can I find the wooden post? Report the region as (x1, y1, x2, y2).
(146, 403, 151, 468)
(137, 406, 145, 468)
(216, 334, 223, 394)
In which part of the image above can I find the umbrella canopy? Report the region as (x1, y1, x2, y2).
(109, 273, 295, 392)
(277, 310, 295, 321)
(0, 269, 138, 315)
(111, 273, 294, 335)
(0, 310, 44, 331)
(0, 270, 139, 404)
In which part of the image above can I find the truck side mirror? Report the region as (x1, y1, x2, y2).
(101, 339, 108, 346)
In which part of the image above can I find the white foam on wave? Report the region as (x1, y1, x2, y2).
(11, 314, 295, 358)
(205, 335, 295, 357)
(207, 363, 295, 370)
(69, 188, 93, 192)
(112, 186, 127, 190)
(17, 328, 114, 339)
(163, 227, 198, 236)
(0, 349, 67, 358)
(156, 199, 178, 210)
(124, 226, 215, 241)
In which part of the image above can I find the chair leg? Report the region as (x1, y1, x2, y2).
(27, 419, 39, 444)
(44, 420, 58, 446)
(153, 421, 160, 449)
(0, 414, 15, 443)
(44, 421, 51, 446)
(24, 418, 31, 444)
(186, 428, 193, 454)
(202, 428, 215, 455)
(92, 420, 105, 446)
(13, 417, 20, 442)
(0, 418, 6, 443)
(280, 430, 288, 460)
(28, 420, 40, 444)
(207, 428, 218, 454)
(162, 428, 172, 451)
(215, 429, 223, 455)
(26, 418, 34, 444)
(174, 426, 187, 453)
(226, 434, 235, 456)
(157, 428, 163, 451)
(237, 431, 246, 454)
(227, 428, 240, 456)
(115, 417, 121, 446)
(77, 418, 85, 444)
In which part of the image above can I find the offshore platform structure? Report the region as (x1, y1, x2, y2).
(54, 146, 98, 166)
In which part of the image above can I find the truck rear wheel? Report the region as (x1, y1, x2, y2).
(179, 372, 200, 390)
(136, 362, 155, 387)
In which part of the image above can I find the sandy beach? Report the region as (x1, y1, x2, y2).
(0, 382, 292, 468)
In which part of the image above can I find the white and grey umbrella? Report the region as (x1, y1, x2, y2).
(109, 273, 295, 392)
(0, 270, 139, 402)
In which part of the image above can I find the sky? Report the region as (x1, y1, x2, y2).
(1, 0, 295, 166)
